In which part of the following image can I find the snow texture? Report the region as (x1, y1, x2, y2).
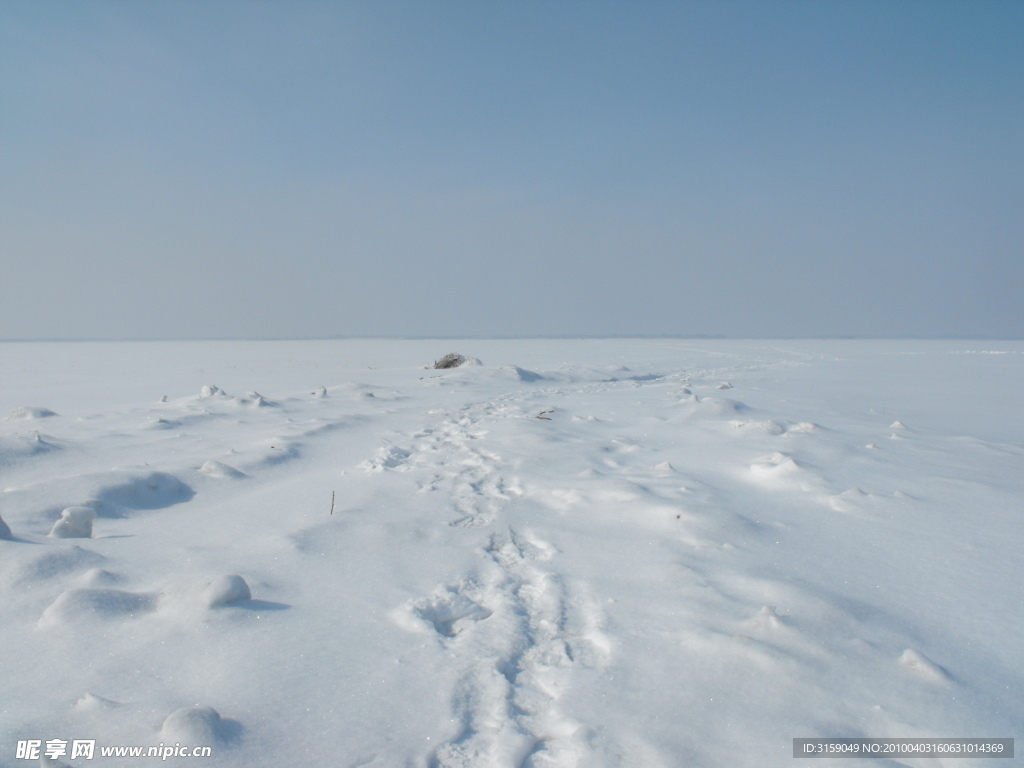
(0, 338, 1021, 767)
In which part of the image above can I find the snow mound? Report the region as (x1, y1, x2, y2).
(677, 396, 748, 420)
(239, 390, 275, 407)
(74, 692, 121, 712)
(8, 406, 58, 420)
(787, 421, 818, 433)
(161, 706, 239, 746)
(203, 574, 251, 607)
(899, 648, 951, 683)
(48, 506, 96, 538)
(749, 452, 802, 484)
(751, 605, 785, 630)
(0, 432, 60, 462)
(503, 365, 544, 382)
(6, 546, 105, 587)
(198, 460, 247, 479)
(828, 488, 870, 513)
(1, 470, 194, 529)
(92, 471, 194, 514)
(39, 588, 156, 626)
(0, 513, 10, 540)
(199, 384, 226, 398)
(732, 419, 785, 435)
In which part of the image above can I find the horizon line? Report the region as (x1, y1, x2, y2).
(2, 334, 1022, 343)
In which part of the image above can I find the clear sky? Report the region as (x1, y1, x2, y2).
(2, 0, 1021, 340)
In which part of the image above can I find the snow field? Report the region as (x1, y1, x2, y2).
(0, 339, 1021, 767)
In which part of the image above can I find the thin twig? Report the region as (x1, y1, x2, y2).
(330, 491, 335, 515)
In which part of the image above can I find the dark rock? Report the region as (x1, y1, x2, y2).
(434, 353, 468, 369)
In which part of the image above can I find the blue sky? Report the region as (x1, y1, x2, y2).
(2, 0, 1021, 339)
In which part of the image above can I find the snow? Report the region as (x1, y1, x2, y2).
(47, 507, 96, 539)
(1, 339, 1021, 767)
(203, 575, 252, 608)
(160, 707, 240, 747)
